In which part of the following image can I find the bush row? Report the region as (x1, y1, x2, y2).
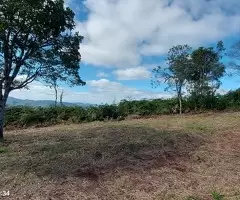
(5, 88, 240, 128)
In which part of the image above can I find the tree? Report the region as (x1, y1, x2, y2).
(0, 0, 85, 140)
(52, 80, 58, 107)
(47, 75, 58, 107)
(187, 41, 225, 110)
(60, 89, 64, 106)
(152, 45, 192, 114)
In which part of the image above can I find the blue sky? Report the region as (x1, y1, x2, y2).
(11, 0, 240, 104)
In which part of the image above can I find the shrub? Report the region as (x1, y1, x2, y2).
(20, 112, 45, 127)
(4, 88, 240, 128)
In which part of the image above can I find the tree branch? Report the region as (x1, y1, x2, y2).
(10, 68, 40, 91)
(3, 29, 11, 79)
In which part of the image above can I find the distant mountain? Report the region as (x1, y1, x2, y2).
(6, 97, 94, 107)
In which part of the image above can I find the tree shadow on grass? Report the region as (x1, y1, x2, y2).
(2, 125, 205, 181)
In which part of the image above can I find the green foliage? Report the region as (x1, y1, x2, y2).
(0, 0, 86, 139)
(0, 0, 85, 90)
(187, 43, 225, 110)
(4, 88, 240, 128)
(211, 191, 224, 200)
(184, 192, 224, 200)
(152, 45, 192, 114)
(20, 113, 44, 127)
(0, 147, 8, 153)
(152, 42, 226, 113)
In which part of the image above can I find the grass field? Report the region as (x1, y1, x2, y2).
(1, 112, 240, 200)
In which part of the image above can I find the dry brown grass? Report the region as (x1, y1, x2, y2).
(1, 112, 240, 200)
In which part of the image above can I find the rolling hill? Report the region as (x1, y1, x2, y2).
(6, 97, 93, 107)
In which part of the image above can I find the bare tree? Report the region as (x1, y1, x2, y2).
(60, 89, 64, 106)
(48, 77, 58, 107)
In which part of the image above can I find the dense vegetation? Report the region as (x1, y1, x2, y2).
(5, 88, 240, 128)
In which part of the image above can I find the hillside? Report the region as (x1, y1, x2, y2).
(7, 97, 93, 107)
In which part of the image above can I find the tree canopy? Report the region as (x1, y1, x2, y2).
(187, 43, 225, 109)
(152, 45, 192, 114)
(0, 0, 85, 139)
(152, 42, 226, 112)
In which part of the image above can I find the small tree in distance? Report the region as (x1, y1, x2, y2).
(0, 0, 85, 140)
(152, 45, 192, 114)
(47, 75, 58, 107)
(60, 89, 64, 106)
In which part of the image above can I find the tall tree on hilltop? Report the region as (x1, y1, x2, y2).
(152, 45, 192, 114)
(0, 0, 85, 140)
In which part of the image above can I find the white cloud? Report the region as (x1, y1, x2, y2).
(10, 0, 240, 104)
(87, 78, 173, 102)
(10, 79, 172, 104)
(96, 72, 109, 78)
(75, 0, 240, 68)
(217, 88, 229, 95)
(113, 67, 151, 80)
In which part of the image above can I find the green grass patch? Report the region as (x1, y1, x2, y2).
(185, 191, 224, 200)
(185, 121, 214, 133)
(0, 147, 8, 154)
(211, 191, 224, 200)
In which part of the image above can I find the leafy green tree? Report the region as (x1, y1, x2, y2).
(0, 0, 85, 140)
(187, 41, 225, 110)
(152, 45, 192, 114)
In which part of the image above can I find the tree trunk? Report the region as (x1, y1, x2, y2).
(54, 86, 58, 107)
(0, 99, 7, 141)
(177, 85, 183, 115)
(0, 106, 5, 141)
(60, 90, 63, 106)
(0, 88, 10, 141)
(179, 96, 182, 115)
